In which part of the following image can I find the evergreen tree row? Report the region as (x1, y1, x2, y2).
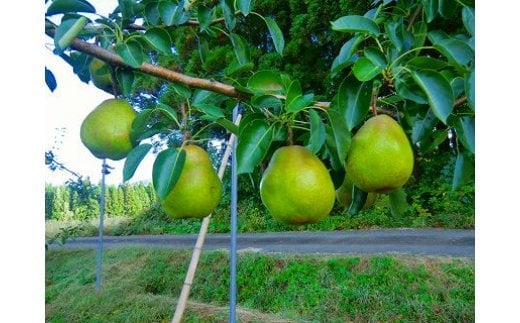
(45, 182, 157, 221)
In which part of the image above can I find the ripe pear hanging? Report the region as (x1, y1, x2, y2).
(260, 145, 335, 225)
(160, 145, 222, 219)
(346, 114, 414, 193)
(80, 98, 136, 161)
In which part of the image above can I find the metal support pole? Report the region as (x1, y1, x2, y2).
(95, 158, 109, 294)
(229, 105, 240, 323)
(171, 108, 243, 323)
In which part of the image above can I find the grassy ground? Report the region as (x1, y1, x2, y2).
(46, 248, 474, 322)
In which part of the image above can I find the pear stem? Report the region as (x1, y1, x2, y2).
(181, 101, 191, 142)
(371, 87, 378, 117)
(287, 125, 294, 145)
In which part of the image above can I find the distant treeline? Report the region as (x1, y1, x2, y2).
(45, 182, 158, 220)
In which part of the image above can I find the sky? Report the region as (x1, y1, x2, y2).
(45, 0, 155, 185)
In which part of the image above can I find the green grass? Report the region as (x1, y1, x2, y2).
(46, 248, 474, 322)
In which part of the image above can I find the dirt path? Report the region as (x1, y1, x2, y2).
(49, 229, 474, 257)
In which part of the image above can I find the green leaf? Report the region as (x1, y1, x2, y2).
(197, 36, 209, 65)
(272, 124, 288, 142)
(454, 116, 475, 154)
(144, 27, 172, 54)
(410, 69, 454, 124)
(353, 57, 384, 81)
(224, 59, 254, 76)
(251, 95, 282, 110)
(45, 67, 57, 92)
(438, 0, 458, 18)
(197, 5, 215, 31)
(465, 68, 475, 111)
(115, 68, 134, 97)
(152, 148, 187, 199)
(412, 21, 428, 48)
(307, 109, 326, 154)
(389, 188, 409, 217)
(452, 150, 474, 190)
(364, 47, 387, 68)
(427, 30, 449, 44)
(395, 76, 428, 104)
(435, 38, 474, 68)
(115, 40, 145, 68)
(385, 19, 406, 52)
(220, 0, 236, 31)
(194, 103, 225, 118)
(54, 16, 89, 53)
(331, 15, 380, 36)
(286, 81, 302, 104)
(247, 71, 284, 94)
(412, 109, 438, 144)
(123, 144, 152, 182)
(229, 33, 250, 65)
(264, 17, 285, 55)
(214, 118, 239, 135)
(155, 102, 179, 123)
(237, 0, 255, 17)
(331, 35, 363, 75)
(159, 1, 176, 25)
(325, 108, 351, 169)
(145, 2, 160, 25)
(47, 0, 95, 15)
(131, 109, 153, 134)
(450, 77, 465, 97)
(171, 83, 191, 99)
(335, 76, 372, 131)
(192, 89, 225, 106)
(419, 128, 448, 154)
(237, 120, 274, 174)
(158, 1, 190, 26)
(348, 186, 368, 216)
(60, 50, 91, 83)
(406, 56, 448, 70)
(462, 6, 475, 36)
(238, 113, 265, 135)
(286, 93, 314, 113)
(422, 0, 439, 23)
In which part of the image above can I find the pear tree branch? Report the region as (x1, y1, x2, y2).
(46, 27, 468, 115)
(45, 27, 249, 100)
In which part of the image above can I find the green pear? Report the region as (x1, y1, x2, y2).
(80, 99, 136, 160)
(89, 57, 113, 93)
(160, 145, 222, 219)
(260, 145, 335, 225)
(346, 114, 414, 193)
(335, 173, 377, 210)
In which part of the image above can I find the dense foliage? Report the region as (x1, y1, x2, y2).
(45, 0, 475, 219)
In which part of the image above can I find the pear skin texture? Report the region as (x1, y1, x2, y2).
(346, 114, 414, 193)
(335, 174, 377, 209)
(260, 145, 335, 225)
(80, 99, 136, 160)
(161, 145, 222, 219)
(89, 57, 113, 93)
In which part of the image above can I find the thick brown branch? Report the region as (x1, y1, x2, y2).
(46, 28, 249, 100)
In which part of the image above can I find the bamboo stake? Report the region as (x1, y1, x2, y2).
(171, 112, 243, 323)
